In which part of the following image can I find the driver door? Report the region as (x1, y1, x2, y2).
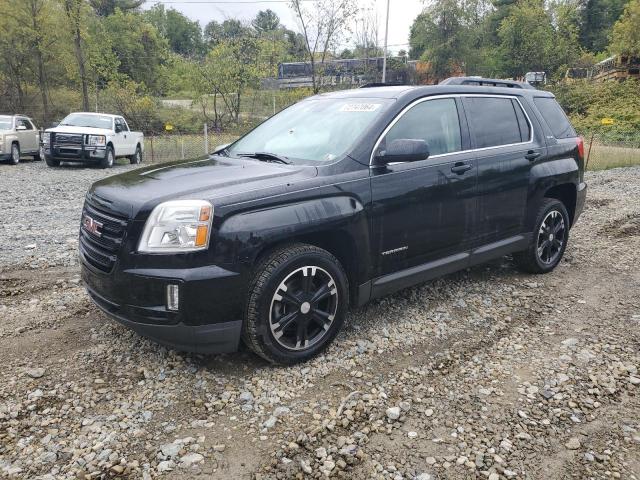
(370, 97, 477, 279)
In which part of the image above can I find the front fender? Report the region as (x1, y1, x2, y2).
(216, 195, 371, 283)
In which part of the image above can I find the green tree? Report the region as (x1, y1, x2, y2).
(497, 0, 555, 77)
(204, 19, 250, 47)
(100, 9, 169, 93)
(144, 4, 204, 57)
(609, 0, 640, 55)
(579, 0, 627, 53)
(89, 0, 143, 17)
(252, 9, 280, 33)
(409, 0, 471, 80)
(62, 0, 91, 110)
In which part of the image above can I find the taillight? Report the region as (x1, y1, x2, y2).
(576, 136, 585, 161)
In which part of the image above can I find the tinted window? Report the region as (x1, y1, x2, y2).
(380, 98, 462, 156)
(534, 97, 576, 139)
(17, 119, 33, 130)
(466, 97, 525, 148)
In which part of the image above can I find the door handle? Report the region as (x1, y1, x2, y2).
(451, 162, 472, 174)
(525, 151, 542, 161)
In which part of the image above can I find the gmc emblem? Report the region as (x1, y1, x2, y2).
(83, 214, 103, 237)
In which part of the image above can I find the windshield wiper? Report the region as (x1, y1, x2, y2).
(237, 152, 291, 165)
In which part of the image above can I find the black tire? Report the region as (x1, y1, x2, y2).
(45, 154, 60, 167)
(33, 145, 44, 161)
(129, 145, 142, 164)
(100, 146, 115, 169)
(243, 243, 349, 365)
(514, 198, 570, 274)
(9, 143, 20, 165)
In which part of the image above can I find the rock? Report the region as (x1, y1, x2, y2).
(488, 473, 500, 480)
(566, 437, 581, 450)
(263, 416, 277, 429)
(629, 376, 640, 385)
(315, 447, 327, 459)
(180, 453, 204, 466)
(110, 465, 124, 474)
(386, 407, 401, 421)
(160, 443, 181, 458)
(416, 474, 433, 480)
(25, 367, 46, 379)
(300, 459, 312, 474)
(408, 431, 418, 438)
(425, 408, 434, 417)
(239, 391, 254, 403)
(157, 460, 175, 472)
(274, 406, 290, 417)
(213, 444, 226, 452)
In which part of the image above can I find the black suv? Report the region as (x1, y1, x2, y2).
(80, 78, 587, 364)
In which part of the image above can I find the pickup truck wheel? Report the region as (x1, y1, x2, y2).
(100, 146, 114, 169)
(9, 143, 20, 165)
(243, 244, 349, 365)
(45, 154, 60, 167)
(129, 145, 142, 164)
(514, 199, 569, 274)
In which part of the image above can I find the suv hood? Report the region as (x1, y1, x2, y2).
(88, 156, 318, 218)
(46, 125, 112, 136)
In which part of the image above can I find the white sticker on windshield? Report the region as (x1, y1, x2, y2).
(340, 103, 381, 113)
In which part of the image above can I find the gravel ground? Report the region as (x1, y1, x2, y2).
(1, 160, 639, 480)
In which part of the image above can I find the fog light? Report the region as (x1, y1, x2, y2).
(167, 284, 179, 311)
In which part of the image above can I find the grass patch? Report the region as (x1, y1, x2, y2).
(587, 144, 640, 170)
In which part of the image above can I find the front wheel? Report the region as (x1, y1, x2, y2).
(100, 146, 114, 169)
(514, 199, 570, 274)
(243, 244, 349, 365)
(9, 143, 20, 165)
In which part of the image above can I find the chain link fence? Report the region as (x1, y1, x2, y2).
(582, 129, 640, 171)
(144, 129, 238, 163)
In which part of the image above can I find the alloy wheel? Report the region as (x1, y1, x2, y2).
(269, 266, 339, 351)
(537, 210, 565, 265)
(12, 144, 20, 163)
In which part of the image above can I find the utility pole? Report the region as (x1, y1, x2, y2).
(381, 0, 390, 83)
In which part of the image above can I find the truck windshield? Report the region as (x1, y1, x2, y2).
(227, 98, 392, 163)
(59, 113, 113, 129)
(0, 116, 12, 130)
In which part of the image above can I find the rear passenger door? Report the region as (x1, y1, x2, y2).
(370, 96, 477, 277)
(463, 95, 543, 244)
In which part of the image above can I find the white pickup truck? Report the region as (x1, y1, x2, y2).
(42, 112, 144, 168)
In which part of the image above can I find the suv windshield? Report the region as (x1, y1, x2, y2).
(227, 97, 392, 163)
(59, 113, 113, 129)
(0, 116, 12, 130)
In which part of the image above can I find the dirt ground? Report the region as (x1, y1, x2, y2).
(0, 162, 639, 480)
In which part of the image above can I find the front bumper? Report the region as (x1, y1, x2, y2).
(44, 144, 107, 163)
(81, 259, 246, 354)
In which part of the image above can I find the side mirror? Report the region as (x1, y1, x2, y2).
(374, 138, 430, 165)
(213, 143, 229, 153)
(16, 125, 26, 131)
(115, 124, 123, 133)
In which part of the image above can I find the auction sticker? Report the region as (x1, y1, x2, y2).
(340, 103, 381, 112)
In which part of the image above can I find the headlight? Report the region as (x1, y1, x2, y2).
(42, 133, 50, 145)
(87, 135, 106, 147)
(138, 200, 213, 253)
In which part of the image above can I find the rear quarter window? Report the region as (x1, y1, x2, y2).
(533, 97, 576, 139)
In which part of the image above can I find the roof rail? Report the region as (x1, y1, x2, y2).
(359, 82, 407, 88)
(439, 76, 535, 90)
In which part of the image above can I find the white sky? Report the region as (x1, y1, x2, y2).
(141, 0, 425, 54)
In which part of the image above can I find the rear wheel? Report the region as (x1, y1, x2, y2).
(514, 199, 569, 274)
(243, 244, 349, 365)
(33, 146, 44, 161)
(9, 143, 20, 165)
(129, 145, 142, 164)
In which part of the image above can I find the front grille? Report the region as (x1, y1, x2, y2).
(79, 198, 129, 273)
(55, 133, 83, 145)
